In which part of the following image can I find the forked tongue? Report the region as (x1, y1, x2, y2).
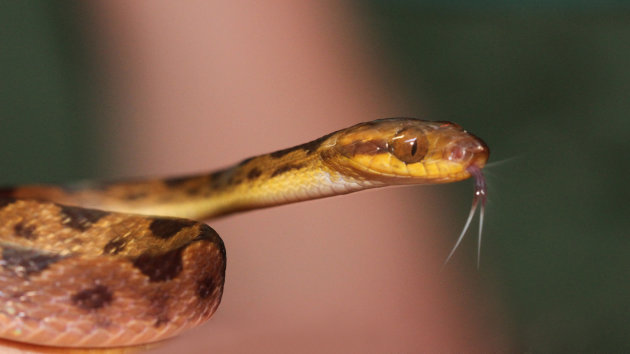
(443, 165, 487, 268)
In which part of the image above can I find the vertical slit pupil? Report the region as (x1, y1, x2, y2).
(410, 140, 418, 156)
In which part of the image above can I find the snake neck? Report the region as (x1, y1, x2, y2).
(142, 151, 371, 219)
(6, 148, 374, 220)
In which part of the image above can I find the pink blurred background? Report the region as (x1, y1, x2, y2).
(84, 2, 509, 352)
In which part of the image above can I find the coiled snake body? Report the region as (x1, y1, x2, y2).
(0, 118, 489, 348)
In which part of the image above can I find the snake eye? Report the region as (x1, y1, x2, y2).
(388, 128, 428, 164)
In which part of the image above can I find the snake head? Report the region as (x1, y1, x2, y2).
(328, 118, 489, 184)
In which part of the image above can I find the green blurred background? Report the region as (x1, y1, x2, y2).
(1, 1, 629, 352)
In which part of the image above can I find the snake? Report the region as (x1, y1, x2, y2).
(0, 118, 489, 348)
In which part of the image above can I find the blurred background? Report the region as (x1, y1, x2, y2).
(1, 1, 629, 353)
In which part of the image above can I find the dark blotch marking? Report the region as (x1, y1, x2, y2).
(0, 188, 16, 198)
(59, 205, 109, 232)
(208, 170, 225, 189)
(237, 156, 255, 167)
(1, 247, 65, 277)
(134, 224, 226, 283)
(197, 276, 216, 299)
(194, 225, 226, 300)
(270, 163, 305, 178)
(195, 225, 227, 291)
(185, 185, 202, 196)
(0, 197, 16, 209)
(133, 247, 185, 282)
(269, 132, 335, 159)
(149, 218, 196, 240)
(226, 172, 243, 186)
(164, 176, 193, 188)
(103, 237, 127, 255)
(13, 222, 37, 240)
(247, 167, 262, 180)
(362, 120, 380, 127)
(226, 174, 238, 186)
(195, 224, 226, 259)
(71, 285, 113, 310)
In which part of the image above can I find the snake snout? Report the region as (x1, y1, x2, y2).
(447, 133, 489, 169)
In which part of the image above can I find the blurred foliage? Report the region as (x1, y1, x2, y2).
(0, 1, 98, 184)
(361, 2, 630, 352)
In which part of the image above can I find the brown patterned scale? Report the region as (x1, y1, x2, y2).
(0, 198, 225, 347)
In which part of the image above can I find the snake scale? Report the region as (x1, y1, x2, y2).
(0, 118, 489, 348)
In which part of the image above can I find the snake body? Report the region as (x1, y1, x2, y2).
(0, 118, 489, 347)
